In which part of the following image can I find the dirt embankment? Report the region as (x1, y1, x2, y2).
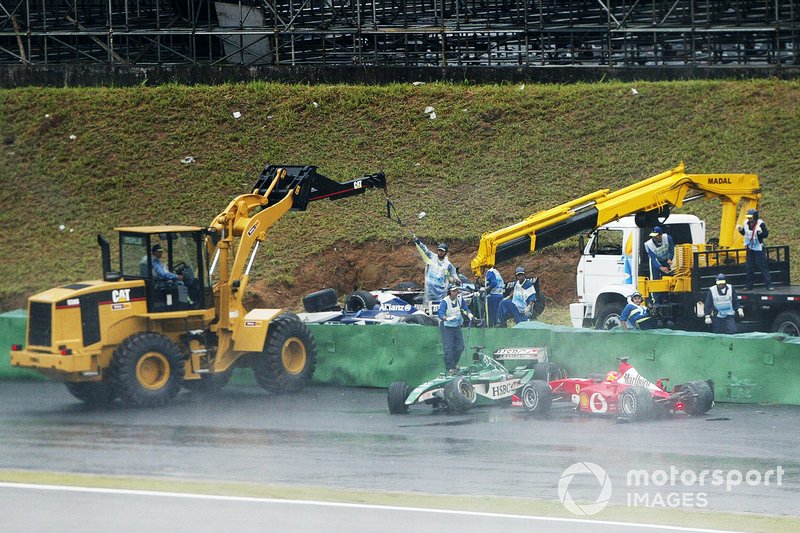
(0, 242, 578, 312)
(247, 242, 578, 312)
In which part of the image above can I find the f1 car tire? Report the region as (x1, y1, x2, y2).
(771, 311, 800, 337)
(520, 380, 552, 415)
(388, 381, 411, 414)
(344, 290, 378, 313)
(65, 381, 116, 405)
(595, 301, 626, 330)
(533, 362, 567, 381)
(682, 380, 714, 415)
(110, 332, 185, 407)
(303, 288, 340, 313)
(253, 313, 317, 393)
(619, 386, 654, 421)
(444, 376, 477, 413)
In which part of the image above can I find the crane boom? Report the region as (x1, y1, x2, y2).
(471, 163, 761, 276)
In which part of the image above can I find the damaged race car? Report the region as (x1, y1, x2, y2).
(513, 357, 714, 421)
(387, 347, 564, 414)
(298, 286, 439, 325)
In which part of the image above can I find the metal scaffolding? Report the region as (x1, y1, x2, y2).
(0, 0, 797, 67)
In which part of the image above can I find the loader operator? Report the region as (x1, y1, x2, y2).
(437, 284, 475, 375)
(151, 244, 183, 281)
(414, 238, 458, 304)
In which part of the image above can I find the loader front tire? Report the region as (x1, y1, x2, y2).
(254, 313, 317, 393)
(111, 332, 185, 407)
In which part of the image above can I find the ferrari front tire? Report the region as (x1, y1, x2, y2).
(682, 381, 714, 415)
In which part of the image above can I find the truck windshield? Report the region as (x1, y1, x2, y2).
(590, 229, 623, 256)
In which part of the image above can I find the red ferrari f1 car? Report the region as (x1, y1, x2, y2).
(512, 358, 714, 420)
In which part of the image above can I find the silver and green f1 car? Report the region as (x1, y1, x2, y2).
(387, 347, 563, 414)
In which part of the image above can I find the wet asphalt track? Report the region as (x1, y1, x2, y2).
(0, 381, 798, 529)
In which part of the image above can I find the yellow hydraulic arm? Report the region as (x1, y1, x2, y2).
(206, 165, 387, 348)
(470, 163, 761, 276)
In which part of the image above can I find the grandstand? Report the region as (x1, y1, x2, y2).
(0, 0, 797, 67)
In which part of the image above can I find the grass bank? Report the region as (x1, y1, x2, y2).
(1, 80, 798, 309)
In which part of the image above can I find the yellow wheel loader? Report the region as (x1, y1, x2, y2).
(12, 165, 387, 406)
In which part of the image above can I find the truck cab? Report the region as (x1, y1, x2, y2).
(571, 214, 705, 329)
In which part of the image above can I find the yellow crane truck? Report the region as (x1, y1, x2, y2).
(11, 165, 387, 406)
(471, 163, 799, 333)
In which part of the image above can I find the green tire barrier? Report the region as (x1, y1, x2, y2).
(4, 309, 799, 404)
(307, 322, 800, 405)
(0, 310, 41, 380)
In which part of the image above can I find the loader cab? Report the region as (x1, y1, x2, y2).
(115, 226, 212, 313)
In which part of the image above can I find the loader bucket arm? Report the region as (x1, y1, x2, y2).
(254, 165, 387, 211)
(207, 165, 387, 346)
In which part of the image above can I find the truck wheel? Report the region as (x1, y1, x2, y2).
(344, 290, 378, 312)
(619, 386, 654, 421)
(183, 368, 233, 393)
(533, 362, 566, 381)
(444, 376, 477, 413)
(65, 381, 116, 405)
(520, 380, 552, 415)
(110, 332, 185, 407)
(595, 302, 625, 330)
(387, 381, 410, 414)
(254, 313, 317, 393)
(771, 311, 800, 337)
(682, 380, 714, 415)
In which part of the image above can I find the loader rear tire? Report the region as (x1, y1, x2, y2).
(65, 381, 116, 405)
(110, 332, 185, 407)
(254, 313, 317, 393)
